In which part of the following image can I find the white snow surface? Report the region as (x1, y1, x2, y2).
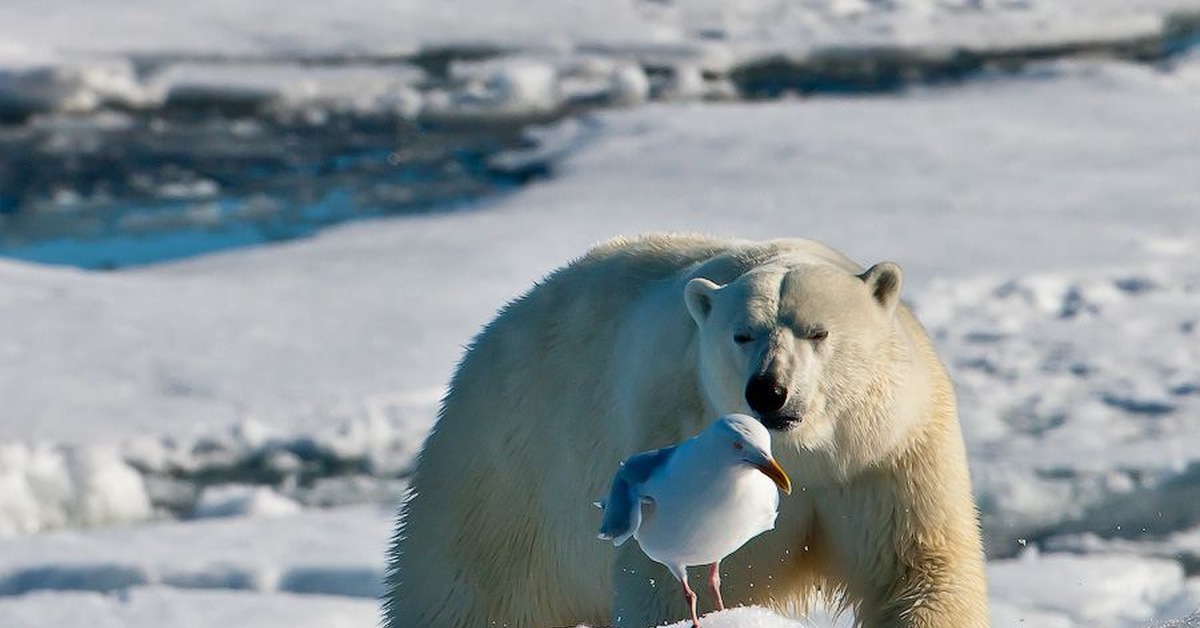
(0, 588, 376, 628)
(2, 55, 1200, 627)
(0, 505, 393, 599)
(0, 442, 151, 536)
(4, 58, 1198, 446)
(2, 0, 1199, 119)
(1, 0, 1197, 59)
(191, 485, 302, 520)
(0, 503, 1196, 627)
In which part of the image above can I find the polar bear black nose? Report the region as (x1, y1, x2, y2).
(745, 376, 788, 414)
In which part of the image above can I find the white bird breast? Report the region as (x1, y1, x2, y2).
(634, 462, 781, 568)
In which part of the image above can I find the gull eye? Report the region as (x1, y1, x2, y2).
(733, 442, 744, 450)
(733, 333, 753, 345)
(807, 329, 829, 342)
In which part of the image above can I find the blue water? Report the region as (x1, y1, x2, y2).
(0, 111, 543, 269)
(4, 20, 1197, 271)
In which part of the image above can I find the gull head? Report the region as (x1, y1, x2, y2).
(708, 414, 792, 495)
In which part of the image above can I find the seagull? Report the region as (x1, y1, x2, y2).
(597, 414, 792, 627)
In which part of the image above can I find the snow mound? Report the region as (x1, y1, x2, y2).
(573, 606, 812, 628)
(0, 410, 423, 536)
(660, 606, 809, 627)
(0, 58, 148, 115)
(191, 485, 301, 519)
(0, 443, 150, 536)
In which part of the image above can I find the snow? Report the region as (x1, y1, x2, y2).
(191, 485, 302, 520)
(0, 505, 393, 598)
(921, 265, 1200, 552)
(1048, 525, 1200, 578)
(0, 588, 376, 628)
(0, 58, 147, 113)
(2, 0, 1199, 121)
(151, 62, 426, 116)
(423, 57, 568, 122)
(0, 411, 421, 531)
(654, 606, 814, 628)
(1, 0, 1196, 59)
(5, 58, 1197, 450)
(0, 502, 1195, 627)
(2, 16, 1200, 628)
(989, 551, 1200, 626)
(1159, 613, 1200, 628)
(0, 443, 150, 536)
(648, 603, 1200, 628)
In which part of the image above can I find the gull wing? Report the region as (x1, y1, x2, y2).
(597, 445, 675, 547)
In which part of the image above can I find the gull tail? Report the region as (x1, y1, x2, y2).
(596, 475, 641, 547)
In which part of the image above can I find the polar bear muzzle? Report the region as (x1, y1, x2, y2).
(745, 374, 788, 415)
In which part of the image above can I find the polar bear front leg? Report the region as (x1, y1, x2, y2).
(831, 485, 989, 627)
(816, 469, 988, 628)
(855, 545, 989, 628)
(612, 543, 690, 628)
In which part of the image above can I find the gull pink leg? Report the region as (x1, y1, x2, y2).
(707, 562, 725, 611)
(681, 572, 701, 627)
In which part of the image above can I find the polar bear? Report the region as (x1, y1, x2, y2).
(384, 234, 988, 628)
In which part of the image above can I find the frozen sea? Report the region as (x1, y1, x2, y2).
(2, 1, 1200, 627)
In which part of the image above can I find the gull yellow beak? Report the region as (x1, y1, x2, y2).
(754, 457, 792, 495)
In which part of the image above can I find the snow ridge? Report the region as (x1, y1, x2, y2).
(1, 407, 428, 536)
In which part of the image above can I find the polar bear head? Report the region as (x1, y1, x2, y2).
(684, 259, 905, 457)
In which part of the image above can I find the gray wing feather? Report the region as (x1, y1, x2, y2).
(597, 446, 675, 547)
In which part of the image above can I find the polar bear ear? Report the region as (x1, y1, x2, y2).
(860, 262, 903, 315)
(684, 277, 721, 324)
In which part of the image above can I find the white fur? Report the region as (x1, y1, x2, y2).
(384, 234, 988, 628)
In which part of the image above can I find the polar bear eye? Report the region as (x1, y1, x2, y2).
(733, 332, 754, 345)
(807, 329, 829, 341)
(733, 442, 744, 450)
